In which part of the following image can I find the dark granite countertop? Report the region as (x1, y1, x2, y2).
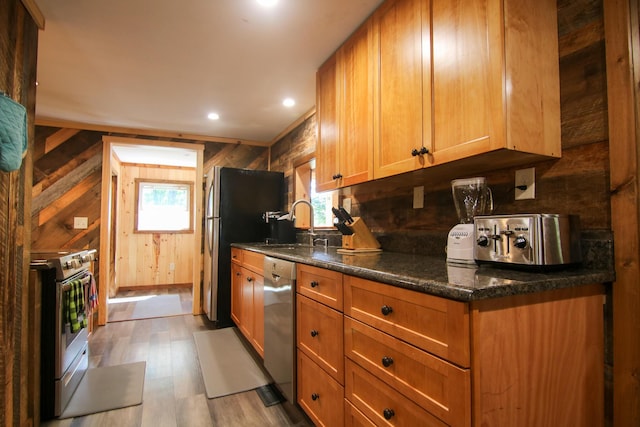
(232, 243, 615, 302)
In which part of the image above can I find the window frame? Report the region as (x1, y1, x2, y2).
(134, 178, 194, 233)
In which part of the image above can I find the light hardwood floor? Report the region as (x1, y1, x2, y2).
(42, 287, 312, 427)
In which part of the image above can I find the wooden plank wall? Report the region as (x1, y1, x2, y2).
(31, 128, 270, 294)
(115, 164, 196, 290)
(0, 1, 39, 426)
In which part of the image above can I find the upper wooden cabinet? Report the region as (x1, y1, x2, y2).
(316, 21, 374, 192)
(430, 0, 561, 167)
(316, 0, 561, 187)
(373, 0, 432, 179)
(316, 54, 340, 192)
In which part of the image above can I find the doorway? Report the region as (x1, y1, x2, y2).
(98, 136, 204, 325)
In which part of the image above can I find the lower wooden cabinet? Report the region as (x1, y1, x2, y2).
(230, 249, 264, 357)
(292, 265, 605, 427)
(344, 400, 376, 427)
(297, 351, 345, 427)
(344, 317, 470, 426)
(345, 358, 448, 427)
(297, 294, 344, 384)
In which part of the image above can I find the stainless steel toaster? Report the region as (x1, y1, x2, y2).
(474, 214, 581, 267)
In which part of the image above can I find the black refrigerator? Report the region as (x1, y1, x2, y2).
(203, 166, 284, 326)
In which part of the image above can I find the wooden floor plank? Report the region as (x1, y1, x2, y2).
(39, 286, 310, 426)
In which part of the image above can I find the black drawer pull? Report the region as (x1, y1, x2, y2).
(310, 329, 319, 338)
(310, 280, 319, 288)
(311, 393, 319, 401)
(247, 276, 253, 282)
(382, 356, 394, 367)
(381, 305, 393, 316)
(383, 408, 395, 420)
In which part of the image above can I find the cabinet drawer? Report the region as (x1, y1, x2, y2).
(242, 250, 264, 274)
(297, 264, 343, 310)
(344, 399, 376, 427)
(345, 317, 470, 426)
(344, 275, 470, 367)
(345, 358, 447, 427)
(231, 247, 242, 264)
(297, 294, 344, 384)
(298, 351, 344, 427)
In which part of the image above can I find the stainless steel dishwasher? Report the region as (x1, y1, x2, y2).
(263, 256, 296, 403)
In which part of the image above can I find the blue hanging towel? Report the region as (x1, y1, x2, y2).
(0, 93, 28, 172)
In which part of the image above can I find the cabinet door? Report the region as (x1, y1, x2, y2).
(345, 317, 470, 426)
(297, 264, 343, 311)
(344, 275, 470, 368)
(297, 351, 345, 427)
(251, 273, 264, 357)
(239, 266, 255, 341)
(374, 0, 431, 179)
(345, 358, 447, 427)
(339, 20, 373, 187)
(316, 54, 340, 192)
(431, 0, 503, 164)
(297, 294, 344, 384)
(230, 263, 242, 327)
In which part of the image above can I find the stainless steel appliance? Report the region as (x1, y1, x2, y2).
(447, 177, 493, 264)
(203, 167, 284, 325)
(474, 214, 581, 267)
(30, 249, 97, 419)
(263, 256, 296, 403)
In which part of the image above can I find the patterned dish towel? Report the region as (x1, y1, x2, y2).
(65, 279, 87, 333)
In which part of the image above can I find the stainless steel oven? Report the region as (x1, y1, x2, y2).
(31, 249, 97, 419)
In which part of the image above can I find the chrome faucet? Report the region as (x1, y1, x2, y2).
(289, 199, 314, 234)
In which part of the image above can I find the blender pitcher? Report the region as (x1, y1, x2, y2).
(447, 177, 493, 263)
(452, 177, 493, 223)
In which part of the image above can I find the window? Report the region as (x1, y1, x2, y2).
(294, 158, 337, 228)
(135, 179, 193, 232)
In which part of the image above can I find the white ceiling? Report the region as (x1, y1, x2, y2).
(112, 144, 198, 167)
(34, 0, 383, 145)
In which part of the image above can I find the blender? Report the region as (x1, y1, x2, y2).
(447, 177, 493, 264)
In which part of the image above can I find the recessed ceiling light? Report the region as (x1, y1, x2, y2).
(282, 98, 295, 108)
(207, 112, 220, 120)
(257, 0, 278, 7)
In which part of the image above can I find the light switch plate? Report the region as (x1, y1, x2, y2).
(413, 186, 424, 209)
(73, 217, 88, 229)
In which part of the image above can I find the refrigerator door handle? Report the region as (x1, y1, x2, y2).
(206, 182, 214, 255)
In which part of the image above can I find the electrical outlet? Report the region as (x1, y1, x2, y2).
(413, 186, 424, 209)
(169, 262, 175, 271)
(515, 168, 535, 200)
(73, 217, 88, 229)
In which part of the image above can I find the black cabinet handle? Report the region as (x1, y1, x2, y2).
(311, 393, 319, 401)
(381, 305, 393, 316)
(236, 272, 241, 276)
(247, 276, 253, 282)
(411, 148, 419, 156)
(310, 329, 319, 337)
(332, 173, 343, 180)
(383, 408, 395, 420)
(310, 280, 319, 288)
(382, 356, 394, 367)
(419, 146, 429, 155)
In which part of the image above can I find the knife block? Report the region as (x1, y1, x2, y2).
(342, 217, 380, 250)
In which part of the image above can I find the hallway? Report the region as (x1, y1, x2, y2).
(41, 311, 310, 426)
